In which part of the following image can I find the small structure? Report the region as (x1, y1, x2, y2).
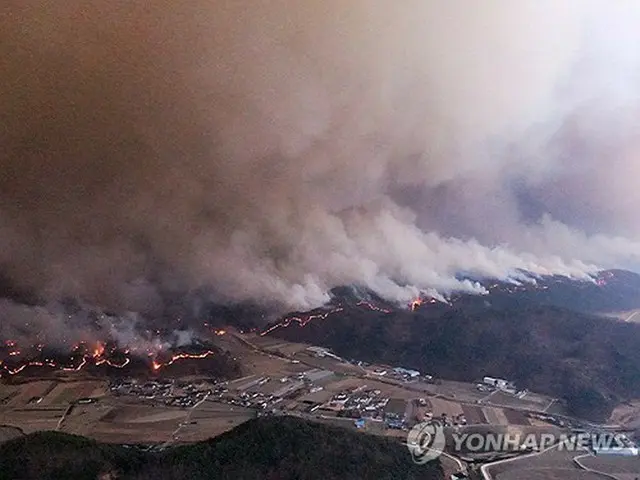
(393, 367, 420, 379)
(483, 376, 509, 390)
(306, 346, 343, 362)
(593, 447, 639, 456)
(307, 346, 329, 357)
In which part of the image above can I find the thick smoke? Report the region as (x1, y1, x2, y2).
(2, 1, 640, 314)
(0, 297, 198, 353)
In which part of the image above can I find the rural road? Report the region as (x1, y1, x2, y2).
(56, 404, 74, 431)
(163, 392, 210, 447)
(479, 437, 626, 480)
(479, 437, 587, 480)
(573, 453, 620, 480)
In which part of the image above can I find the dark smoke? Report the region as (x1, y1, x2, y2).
(1, 1, 640, 320)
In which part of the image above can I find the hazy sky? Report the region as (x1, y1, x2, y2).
(2, 1, 640, 312)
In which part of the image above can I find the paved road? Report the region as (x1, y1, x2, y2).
(238, 332, 628, 477)
(573, 454, 620, 480)
(163, 392, 210, 447)
(479, 437, 565, 479)
(480, 437, 619, 480)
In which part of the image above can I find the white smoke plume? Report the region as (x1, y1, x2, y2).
(1, 1, 640, 312)
(0, 298, 198, 354)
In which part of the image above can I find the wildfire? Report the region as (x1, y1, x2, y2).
(0, 325, 223, 380)
(260, 300, 399, 336)
(410, 296, 438, 311)
(356, 301, 392, 314)
(260, 307, 345, 336)
(262, 300, 408, 337)
(150, 351, 215, 372)
(92, 342, 106, 359)
(410, 297, 423, 311)
(0, 343, 214, 378)
(62, 357, 88, 372)
(95, 357, 131, 368)
(0, 340, 134, 378)
(595, 270, 616, 286)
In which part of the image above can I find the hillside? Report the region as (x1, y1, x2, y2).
(453, 269, 640, 314)
(0, 417, 443, 480)
(268, 300, 640, 422)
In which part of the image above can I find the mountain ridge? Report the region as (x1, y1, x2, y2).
(264, 269, 640, 422)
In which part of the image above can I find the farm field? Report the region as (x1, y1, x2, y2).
(580, 454, 640, 479)
(0, 335, 618, 459)
(485, 441, 639, 480)
(167, 400, 256, 444)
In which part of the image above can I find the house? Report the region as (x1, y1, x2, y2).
(483, 376, 509, 389)
(394, 367, 421, 378)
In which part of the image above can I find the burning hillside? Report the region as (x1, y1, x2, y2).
(0, 337, 236, 380)
(258, 270, 640, 422)
(260, 269, 640, 336)
(3, 2, 640, 322)
(1, 269, 638, 380)
(0, 293, 235, 376)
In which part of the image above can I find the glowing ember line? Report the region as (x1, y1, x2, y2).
(62, 358, 87, 372)
(356, 301, 392, 314)
(260, 300, 399, 337)
(1, 340, 134, 377)
(151, 351, 216, 372)
(95, 357, 131, 368)
(260, 307, 345, 336)
(4, 360, 58, 376)
(8, 364, 27, 375)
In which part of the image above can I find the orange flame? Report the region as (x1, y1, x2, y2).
(151, 351, 215, 372)
(356, 301, 392, 314)
(260, 307, 345, 336)
(410, 297, 423, 311)
(92, 342, 106, 359)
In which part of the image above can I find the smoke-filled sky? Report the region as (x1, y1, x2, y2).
(2, 1, 640, 313)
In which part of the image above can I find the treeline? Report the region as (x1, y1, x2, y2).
(271, 303, 640, 421)
(0, 417, 443, 480)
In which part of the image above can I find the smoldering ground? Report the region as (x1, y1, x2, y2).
(2, 1, 640, 317)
